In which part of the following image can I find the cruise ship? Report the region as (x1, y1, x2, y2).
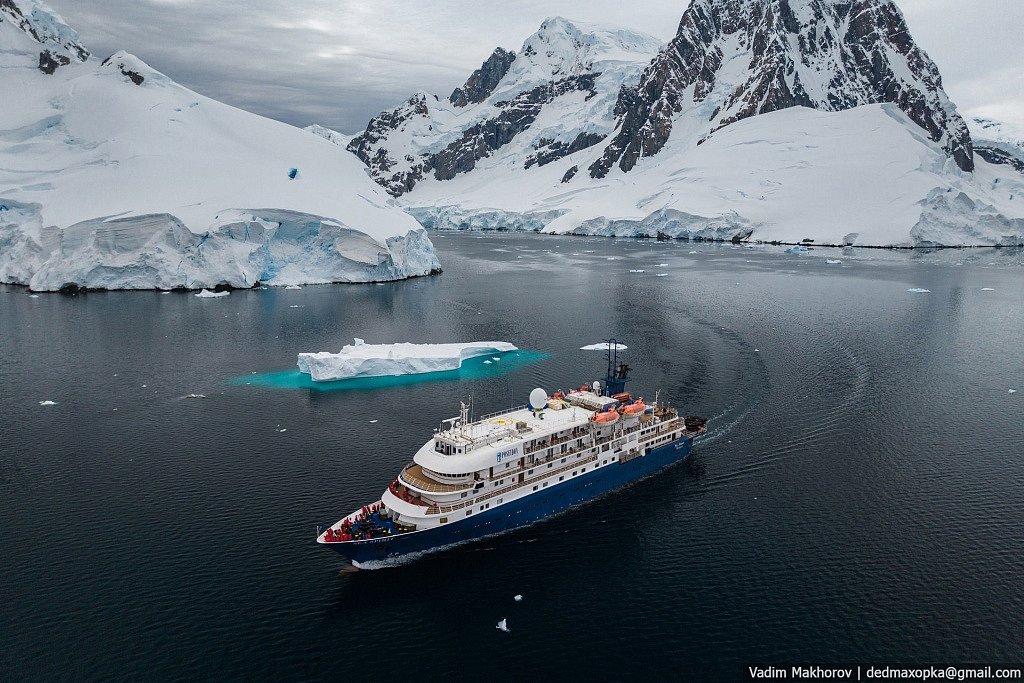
(317, 344, 707, 567)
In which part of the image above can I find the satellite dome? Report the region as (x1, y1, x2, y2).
(528, 388, 548, 410)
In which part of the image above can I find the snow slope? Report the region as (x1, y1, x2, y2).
(407, 104, 1024, 247)
(297, 339, 518, 382)
(0, 0, 439, 291)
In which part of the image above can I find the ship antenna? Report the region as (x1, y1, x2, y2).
(460, 400, 469, 432)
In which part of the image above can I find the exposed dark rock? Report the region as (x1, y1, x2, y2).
(431, 74, 598, 182)
(101, 54, 145, 84)
(561, 165, 579, 183)
(449, 48, 516, 107)
(38, 49, 69, 75)
(525, 132, 606, 169)
(590, 0, 974, 178)
(975, 146, 1024, 175)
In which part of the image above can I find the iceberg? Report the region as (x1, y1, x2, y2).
(296, 339, 518, 382)
(195, 289, 229, 298)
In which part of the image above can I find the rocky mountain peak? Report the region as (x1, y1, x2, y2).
(346, 17, 660, 196)
(589, 0, 974, 178)
(449, 47, 516, 107)
(0, 0, 89, 73)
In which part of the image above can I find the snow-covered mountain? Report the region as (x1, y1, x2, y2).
(346, 3, 1023, 247)
(0, 0, 439, 292)
(344, 17, 664, 196)
(589, 0, 975, 177)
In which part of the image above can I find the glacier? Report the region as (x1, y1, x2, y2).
(296, 339, 519, 382)
(0, 0, 440, 292)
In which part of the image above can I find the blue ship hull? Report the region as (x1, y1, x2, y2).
(324, 433, 696, 566)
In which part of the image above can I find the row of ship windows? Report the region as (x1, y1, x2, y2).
(457, 459, 613, 519)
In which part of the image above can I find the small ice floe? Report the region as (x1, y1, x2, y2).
(195, 289, 229, 298)
(688, 251, 698, 254)
(161, 291, 171, 294)
(285, 285, 302, 290)
(142, 385, 147, 388)
(754, 349, 760, 352)
(655, 273, 668, 277)
(785, 246, 809, 254)
(185, 393, 206, 399)
(1010, 389, 1018, 394)
(289, 305, 303, 308)
(484, 360, 492, 364)
(581, 342, 627, 351)
(277, 428, 287, 432)
(514, 594, 523, 602)
(491, 356, 500, 361)
(370, 419, 379, 423)
(907, 288, 930, 293)
(39, 400, 57, 406)
(826, 259, 842, 264)
(606, 257, 617, 261)
(981, 288, 995, 291)
(496, 619, 509, 632)
(629, 269, 645, 273)
(28, 294, 40, 298)
(583, 250, 595, 253)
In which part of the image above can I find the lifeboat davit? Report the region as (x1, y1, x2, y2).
(620, 400, 646, 416)
(592, 408, 620, 424)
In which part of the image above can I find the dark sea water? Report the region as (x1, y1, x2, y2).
(2, 234, 1023, 681)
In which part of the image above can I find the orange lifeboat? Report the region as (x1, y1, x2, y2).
(620, 400, 646, 416)
(592, 408, 620, 424)
(612, 392, 632, 403)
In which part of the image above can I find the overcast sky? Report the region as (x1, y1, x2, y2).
(47, 0, 1024, 133)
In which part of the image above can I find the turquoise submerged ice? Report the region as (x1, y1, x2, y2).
(296, 338, 518, 382)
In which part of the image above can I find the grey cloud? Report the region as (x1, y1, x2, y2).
(45, 0, 1024, 133)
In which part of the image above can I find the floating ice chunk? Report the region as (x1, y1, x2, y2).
(492, 357, 500, 361)
(496, 619, 509, 632)
(28, 294, 40, 298)
(161, 291, 171, 294)
(689, 251, 698, 254)
(580, 343, 627, 351)
(195, 289, 229, 298)
(39, 400, 58, 406)
(285, 285, 302, 290)
(981, 287, 995, 291)
(514, 594, 523, 602)
(297, 340, 518, 382)
(484, 360, 492, 364)
(277, 428, 287, 432)
(826, 259, 842, 264)
(754, 349, 760, 352)
(370, 419, 379, 423)
(1010, 389, 1018, 394)
(655, 273, 668, 277)
(629, 269, 645, 273)
(606, 257, 616, 260)
(656, 263, 668, 267)
(289, 305, 303, 308)
(785, 246, 809, 254)
(185, 393, 206, 399)
(907, 288, 931, 293)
